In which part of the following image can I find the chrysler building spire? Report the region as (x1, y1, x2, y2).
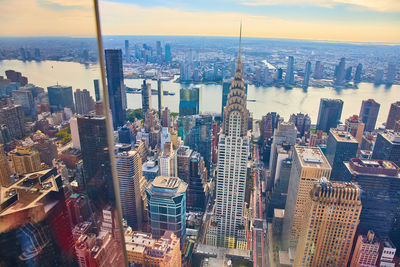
(222, 23, 248, 137)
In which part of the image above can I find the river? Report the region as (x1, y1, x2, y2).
(0, 59, 398, 127)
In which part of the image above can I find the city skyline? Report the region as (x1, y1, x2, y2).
(0, 0, 399, 43)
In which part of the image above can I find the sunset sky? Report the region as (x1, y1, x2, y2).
(0, 0, 399, 43)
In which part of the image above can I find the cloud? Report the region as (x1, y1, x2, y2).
(240, 0, 400, 12)
(0, 0, 96, 36)
(99, 1, 400, 43)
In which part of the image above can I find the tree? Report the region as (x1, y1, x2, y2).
(126, 108, 143, 122)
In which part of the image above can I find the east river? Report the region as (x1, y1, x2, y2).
(1, 59, 398, 126)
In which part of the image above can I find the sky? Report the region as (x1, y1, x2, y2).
(0, 0, 399, 43)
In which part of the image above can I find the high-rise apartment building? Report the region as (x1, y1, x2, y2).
(343, 158, 400, 246)
(179, 87, 201, 116)
(313, 60, 324, 79)
(124, 229, 181, 267)
(325, 129, 358, 181)
(350, 231, 380, 267)
(47, 85, 74, 112)
(293, 180, 361, 266)
(0, 144, 11, 186)
(0, 104, 25, 139)
(146, 176, 187, 244)
(334, 57, 346, 86)
(74, 89, 95, 115)
(372, 130, 400, 167)
(214, 33, 250, 248)
(283, 146, 331, 248)
(360, 99, 380, 132)
(116, 149, 144, 230)
(386, 63, 397, 85)
(386, 101, 400, 130)
(302, 61, 311, 88)
(165, 43, 171, 63)
(285, 56, 295, 85)
(105, 49, 126, 129)
(10, 146, 42, 174)
(316, 98, 344, 133)
(141, 80, 151, 117)
(354, 63, 363, 83)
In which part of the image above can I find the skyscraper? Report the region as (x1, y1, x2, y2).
(165, 43, 171, 63)
(77, 115, 113, 201)
(214, 28, 250, 248)
(124, 40, 129, 59)
(179, 87, 201, 116)
(105, 49, 126, 129)
(302, 61, 311, 88)
(313, 60, 323, 79)
(360, 99, 380, 132)
(345, 66, 353, 81)
(269, 122, 297, 180)
(47, 85, 74, 112)
(283, 146, 331, 248)
(116, 149, 143, 230)
(146, 176, 187, 244)
(293, 179, 361, 266)
(94, 79, 100, 101)
(334, 57, 346, 86)
(386, 62, 397, 85)
(371, 130, 400, 168)
(12, 89, 34, 116)
(343, 158, 400, 247)
(284, 56, 295, 85)
(141, 80, 151, 117)
(74, 89, 95, 115)
(385, 101, 400, 130)
(325, 129, 358, 181)
(187, 151, 207, 210)
(316, 98, 344, 133)
(157, 79, 163, 120)
(354, 63, 363, 83)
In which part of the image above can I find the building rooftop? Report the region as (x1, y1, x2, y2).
(47, 85, 72, 89)
(347, 158, 399, 177)
(380, 130, 400, 144)
(330, 129, 358, 143)
(143, 160, 159, 172)
(296, 146, 331, 169)
(147, 176, 187, 196)
(194, 243, 251, 260)
(177, 146, 192, 157)
(0, 168, 60, 225)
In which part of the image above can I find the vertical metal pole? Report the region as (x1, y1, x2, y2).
(92, 0, 128, 265)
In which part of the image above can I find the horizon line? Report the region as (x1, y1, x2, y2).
(1, 34, 399, 46)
